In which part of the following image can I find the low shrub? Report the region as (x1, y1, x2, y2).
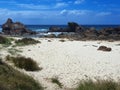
(15, 38, 40, 46)
(76, 79, 120, 90)
(6, 55, 41, 71)
(0, 36, 12, 46)
(51, 77, 63, 88)
(0, 59, 43, 90)
(8, 48, 23, 55)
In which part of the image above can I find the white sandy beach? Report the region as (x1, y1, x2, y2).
(1, 38, 120, 90)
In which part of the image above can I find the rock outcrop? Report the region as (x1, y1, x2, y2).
(49, 22, 85, 32)
(98, 27, 120, 40)
(49, 26, 63, 32)
(98, 46, 112, 52)
(2, 18, 36, 35)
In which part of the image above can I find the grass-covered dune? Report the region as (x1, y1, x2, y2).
(0, 59, 43, 90)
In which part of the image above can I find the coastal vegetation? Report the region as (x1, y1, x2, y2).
(76, 79, 120, 90)
(0, 36, 12, 46)
(51, 77, 63, 88)
(8, 48, 23, 55)
(0, 59, 43, 90)
(6, 55, 41, 71)
(15, 38, 40, 46)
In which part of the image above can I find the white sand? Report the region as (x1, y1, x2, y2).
(3, 38, 120, 90)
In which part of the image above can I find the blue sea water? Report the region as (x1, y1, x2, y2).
(0, 25, 120, 33)
(26, 25, 120, 32)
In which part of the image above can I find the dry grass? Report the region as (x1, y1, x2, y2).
(15, 38, 40, 46)
(6, 55, 42, 71)
(51, 77, 63, 88)
(0, 59, 43, 90)
(0, 36, 12, 46)
(76, 79, 120, 90)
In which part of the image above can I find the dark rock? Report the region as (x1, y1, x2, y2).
(83, 28, 98, 39)
(45, 34, 56, 38)
(49, 26, 63, 32)
(48, 22, 85, 32)
(2, 18, 36, 35)
(68, 22, 85, 33)
(98, 46, 112, 52)
(68, 22, 79, 32)
(99, 27, 120, 36)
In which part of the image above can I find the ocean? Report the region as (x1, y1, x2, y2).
(0, 25, 120, 33)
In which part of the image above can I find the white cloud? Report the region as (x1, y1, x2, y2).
(17, 4, 50, 10)
(74, 0, 84, 4)
(96, 12, 111, 16)
(17, 2, 68, 10)
(54, 2, 68, 8)
(60, 9, 90, 16)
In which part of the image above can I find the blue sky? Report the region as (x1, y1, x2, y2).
(0, 0, 120, 24)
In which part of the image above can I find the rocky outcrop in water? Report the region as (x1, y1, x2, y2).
(48, 22, 85, 32)
(49, 22, 120, 40)
(49, 26, 64, 32)
(2, 18, 36, 35)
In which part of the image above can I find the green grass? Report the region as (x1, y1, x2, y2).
(51, 77, 63, 88)
(15, 38, 40, 46)
(6, 55, 42, 71)
(0, 36, 12, 46)
(8, 48, 23, 55)
(76, 79, 120, 90)
(0, 59, 43, 90)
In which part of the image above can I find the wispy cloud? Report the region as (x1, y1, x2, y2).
(60, 9, 90, 16)
(17, 4, 50, 10)
(54, 2, 68, 8)
(74, 0, 84, 4)
(17, 2, 68, 10)
(96, 12, 111, 16)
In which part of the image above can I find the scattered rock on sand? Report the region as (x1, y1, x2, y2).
(97, 46, 112, 52)
(48, 40, 51, 42)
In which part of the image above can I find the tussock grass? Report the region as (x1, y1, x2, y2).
(8, 48, 23, 55)
(51, 77, 63, 88)
(15, 38, 40, 46)
(76, 79, 120, 90)
(0, 59, 43, 90)
(0, 36, 12, 46)
(6, 55, 41, 71)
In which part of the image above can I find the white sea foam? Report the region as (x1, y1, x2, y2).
(0, 28, 2, 32)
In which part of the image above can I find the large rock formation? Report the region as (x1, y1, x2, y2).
(2, 18, 36, 35)
(98, 27, 120, 40)
(60, 22, 120, 40)
(48, 22, 85, 32)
